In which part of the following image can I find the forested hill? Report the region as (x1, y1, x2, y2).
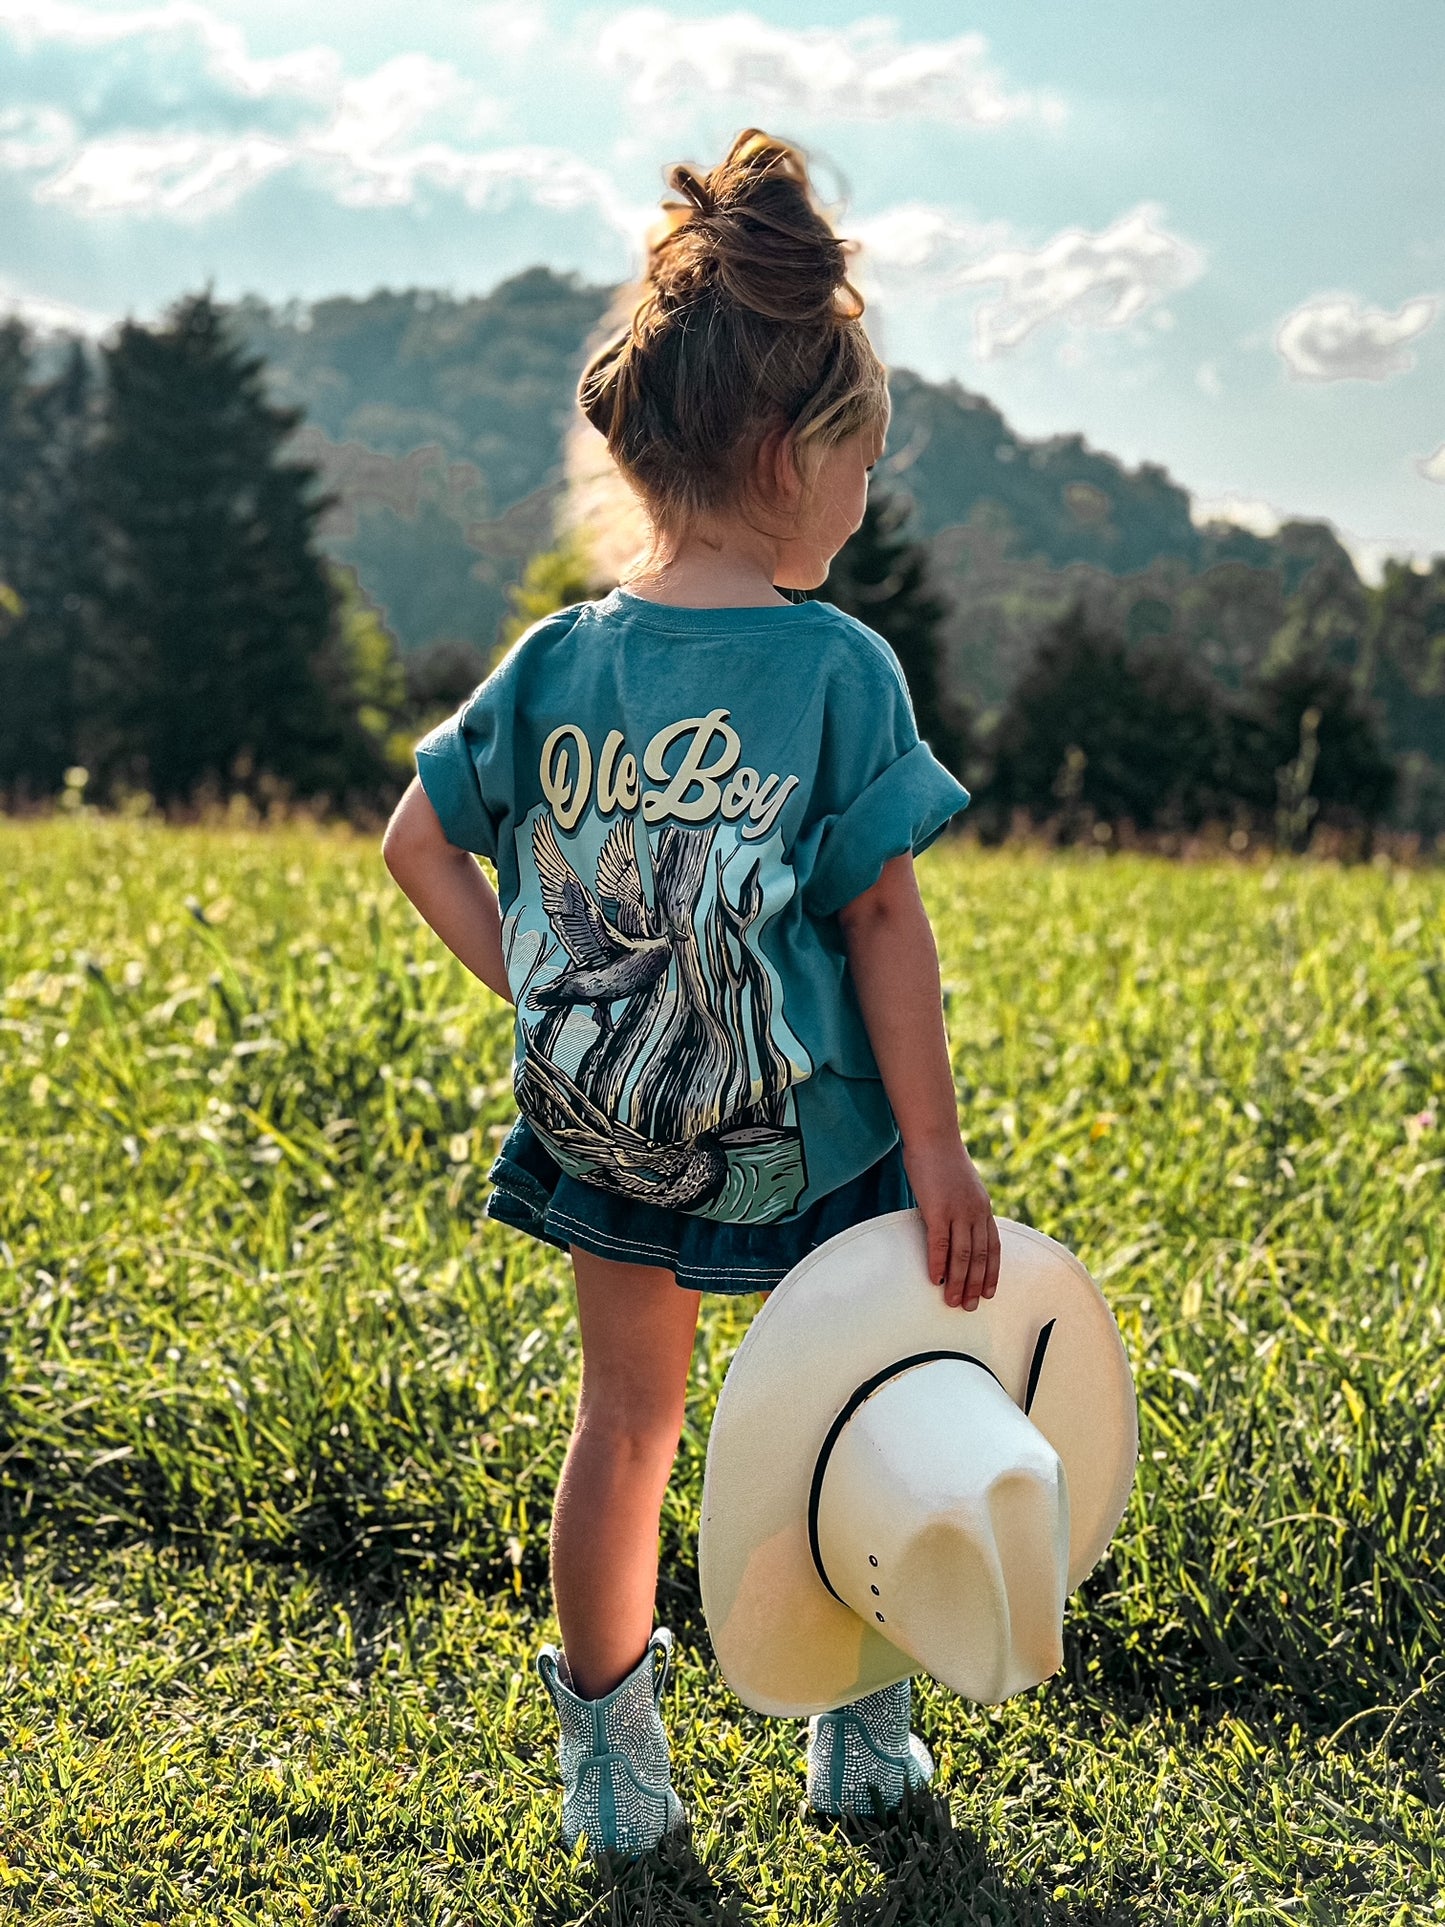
(228, 267, 1370, 692)
(885, 369, 1273, 576)
(235, 269, 611, 517)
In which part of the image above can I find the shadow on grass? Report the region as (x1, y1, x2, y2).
(529, 1823, 748, 1927)
(0, 1422, 560, 1610)
(828, 1787, 1143, 1927)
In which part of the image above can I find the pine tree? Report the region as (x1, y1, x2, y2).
(87, 291, 377, 804)
(813, 488, 971, 776)
(984, 599, 1234, 836)
(0, 326, 97, 797)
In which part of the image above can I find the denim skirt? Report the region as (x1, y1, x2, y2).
(484, 1115, 915, 1294)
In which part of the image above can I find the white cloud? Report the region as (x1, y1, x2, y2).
(37, 115, 639, 232)
(1195, 358, 1224, 398)
(1333, 530, 1433, 587)
(320, 138, 642, 225)
(0, 276, 111, 335)
(849, 204, 1008, 278)
(40, 130, 291, 213)
(0, 105, 74, 170)
(595, 9, 1064, 125)
(1274, 291, 1438, 382)
(0, 2, 642, 238)
(0, 2, 338, 108)
(1419, 443, 1445, 484)
(311, 54, 467, 169)
(1194, 489, 1433, 578)
(839, 199, 1207, 367)
(0, 0, 337, 165)
(1189, 492, 1430, 586)
(1190, 492, 1283, 538)
(952, 202, 1206, 359)
(473, 3, 549, 59)
(439, 148, 638, 221)
(305, 52, 475, 205)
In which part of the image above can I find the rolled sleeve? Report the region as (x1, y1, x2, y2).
(804, 740, 970, 919)
(414, 706, 501, 862)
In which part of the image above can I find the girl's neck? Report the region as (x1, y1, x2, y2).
(621, 522, 790, 609)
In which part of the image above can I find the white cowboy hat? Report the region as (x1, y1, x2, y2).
(698, 1209, 1137, 1718)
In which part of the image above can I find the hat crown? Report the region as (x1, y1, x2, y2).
(813, 1359, 1070, 1703)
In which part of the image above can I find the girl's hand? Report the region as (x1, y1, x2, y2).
(901, 1133, 1001, 1312)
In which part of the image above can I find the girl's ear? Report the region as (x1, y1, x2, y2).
(755, 425, 805, 518)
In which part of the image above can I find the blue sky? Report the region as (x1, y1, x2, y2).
(2, 0, 1441, 579)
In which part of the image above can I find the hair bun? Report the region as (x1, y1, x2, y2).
(650, 129, 861, 327)
(575, 124, 887, 533)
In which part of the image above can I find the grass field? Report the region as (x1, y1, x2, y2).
(2, 815, 1444, 1925)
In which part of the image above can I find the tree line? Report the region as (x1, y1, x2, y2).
(0, 292, 425, 814)
(1, 288, 1439, 849)
(818, 491, 1413, 849)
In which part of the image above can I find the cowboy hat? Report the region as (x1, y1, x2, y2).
(698, 1209, 1137, 1718)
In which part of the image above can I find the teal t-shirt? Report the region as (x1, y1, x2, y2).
(414, 587, 970, 1224)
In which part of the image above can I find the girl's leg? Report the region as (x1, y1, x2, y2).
(550, 1245, 701, 1700)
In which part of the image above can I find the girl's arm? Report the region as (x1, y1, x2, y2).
(381, 777, 514, 1004)
(837, 850, 1000, 1311)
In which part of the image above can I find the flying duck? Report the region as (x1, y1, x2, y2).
(526, 814, 675, 1030)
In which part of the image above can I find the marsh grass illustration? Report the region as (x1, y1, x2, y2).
(1, 817, 1443, 1923)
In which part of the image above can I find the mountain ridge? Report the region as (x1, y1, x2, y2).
(227, 268, 1416, 715)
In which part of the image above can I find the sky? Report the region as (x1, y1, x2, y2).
(1, 0, 1441, 581)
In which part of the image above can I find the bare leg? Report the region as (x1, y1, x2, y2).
(550, 1246, 701, 1700)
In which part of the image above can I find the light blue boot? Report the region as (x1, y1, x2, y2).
(536, 1626, 687, 1857)
(806, 1677, 934, 1818)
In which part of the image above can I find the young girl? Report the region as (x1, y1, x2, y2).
(383, 128, 1001, 1855)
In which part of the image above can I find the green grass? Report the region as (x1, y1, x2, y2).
(2, 815, 1443, 1925)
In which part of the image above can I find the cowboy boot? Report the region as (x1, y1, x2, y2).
(536, 1626, 687, 1856)
(806, 1677, 934, 1818)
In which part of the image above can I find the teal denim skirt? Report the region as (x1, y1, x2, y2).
(485, 1116, 915, 1294)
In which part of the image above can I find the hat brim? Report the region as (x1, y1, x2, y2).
(698, 1210, 1137, 1717)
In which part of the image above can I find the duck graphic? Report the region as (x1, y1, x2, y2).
(517, 1044, 731, 1211)
(511, 805, 811, 1222)
(526, 814, 675, 1031)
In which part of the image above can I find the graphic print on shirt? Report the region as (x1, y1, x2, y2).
(502, 709, 812, 1223)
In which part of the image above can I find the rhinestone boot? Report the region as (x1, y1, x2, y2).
(806, 1677, 934, 1818)
(536, 1626, 686, 1857)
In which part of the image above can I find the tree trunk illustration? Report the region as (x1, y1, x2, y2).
(703, 854, 753, 1124)
(630, 825, 740, 1144)
(576, 968, 668, 1117)
(718, 857, 797, 1125)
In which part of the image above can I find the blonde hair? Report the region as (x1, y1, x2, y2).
(577, 128, 888, 537)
